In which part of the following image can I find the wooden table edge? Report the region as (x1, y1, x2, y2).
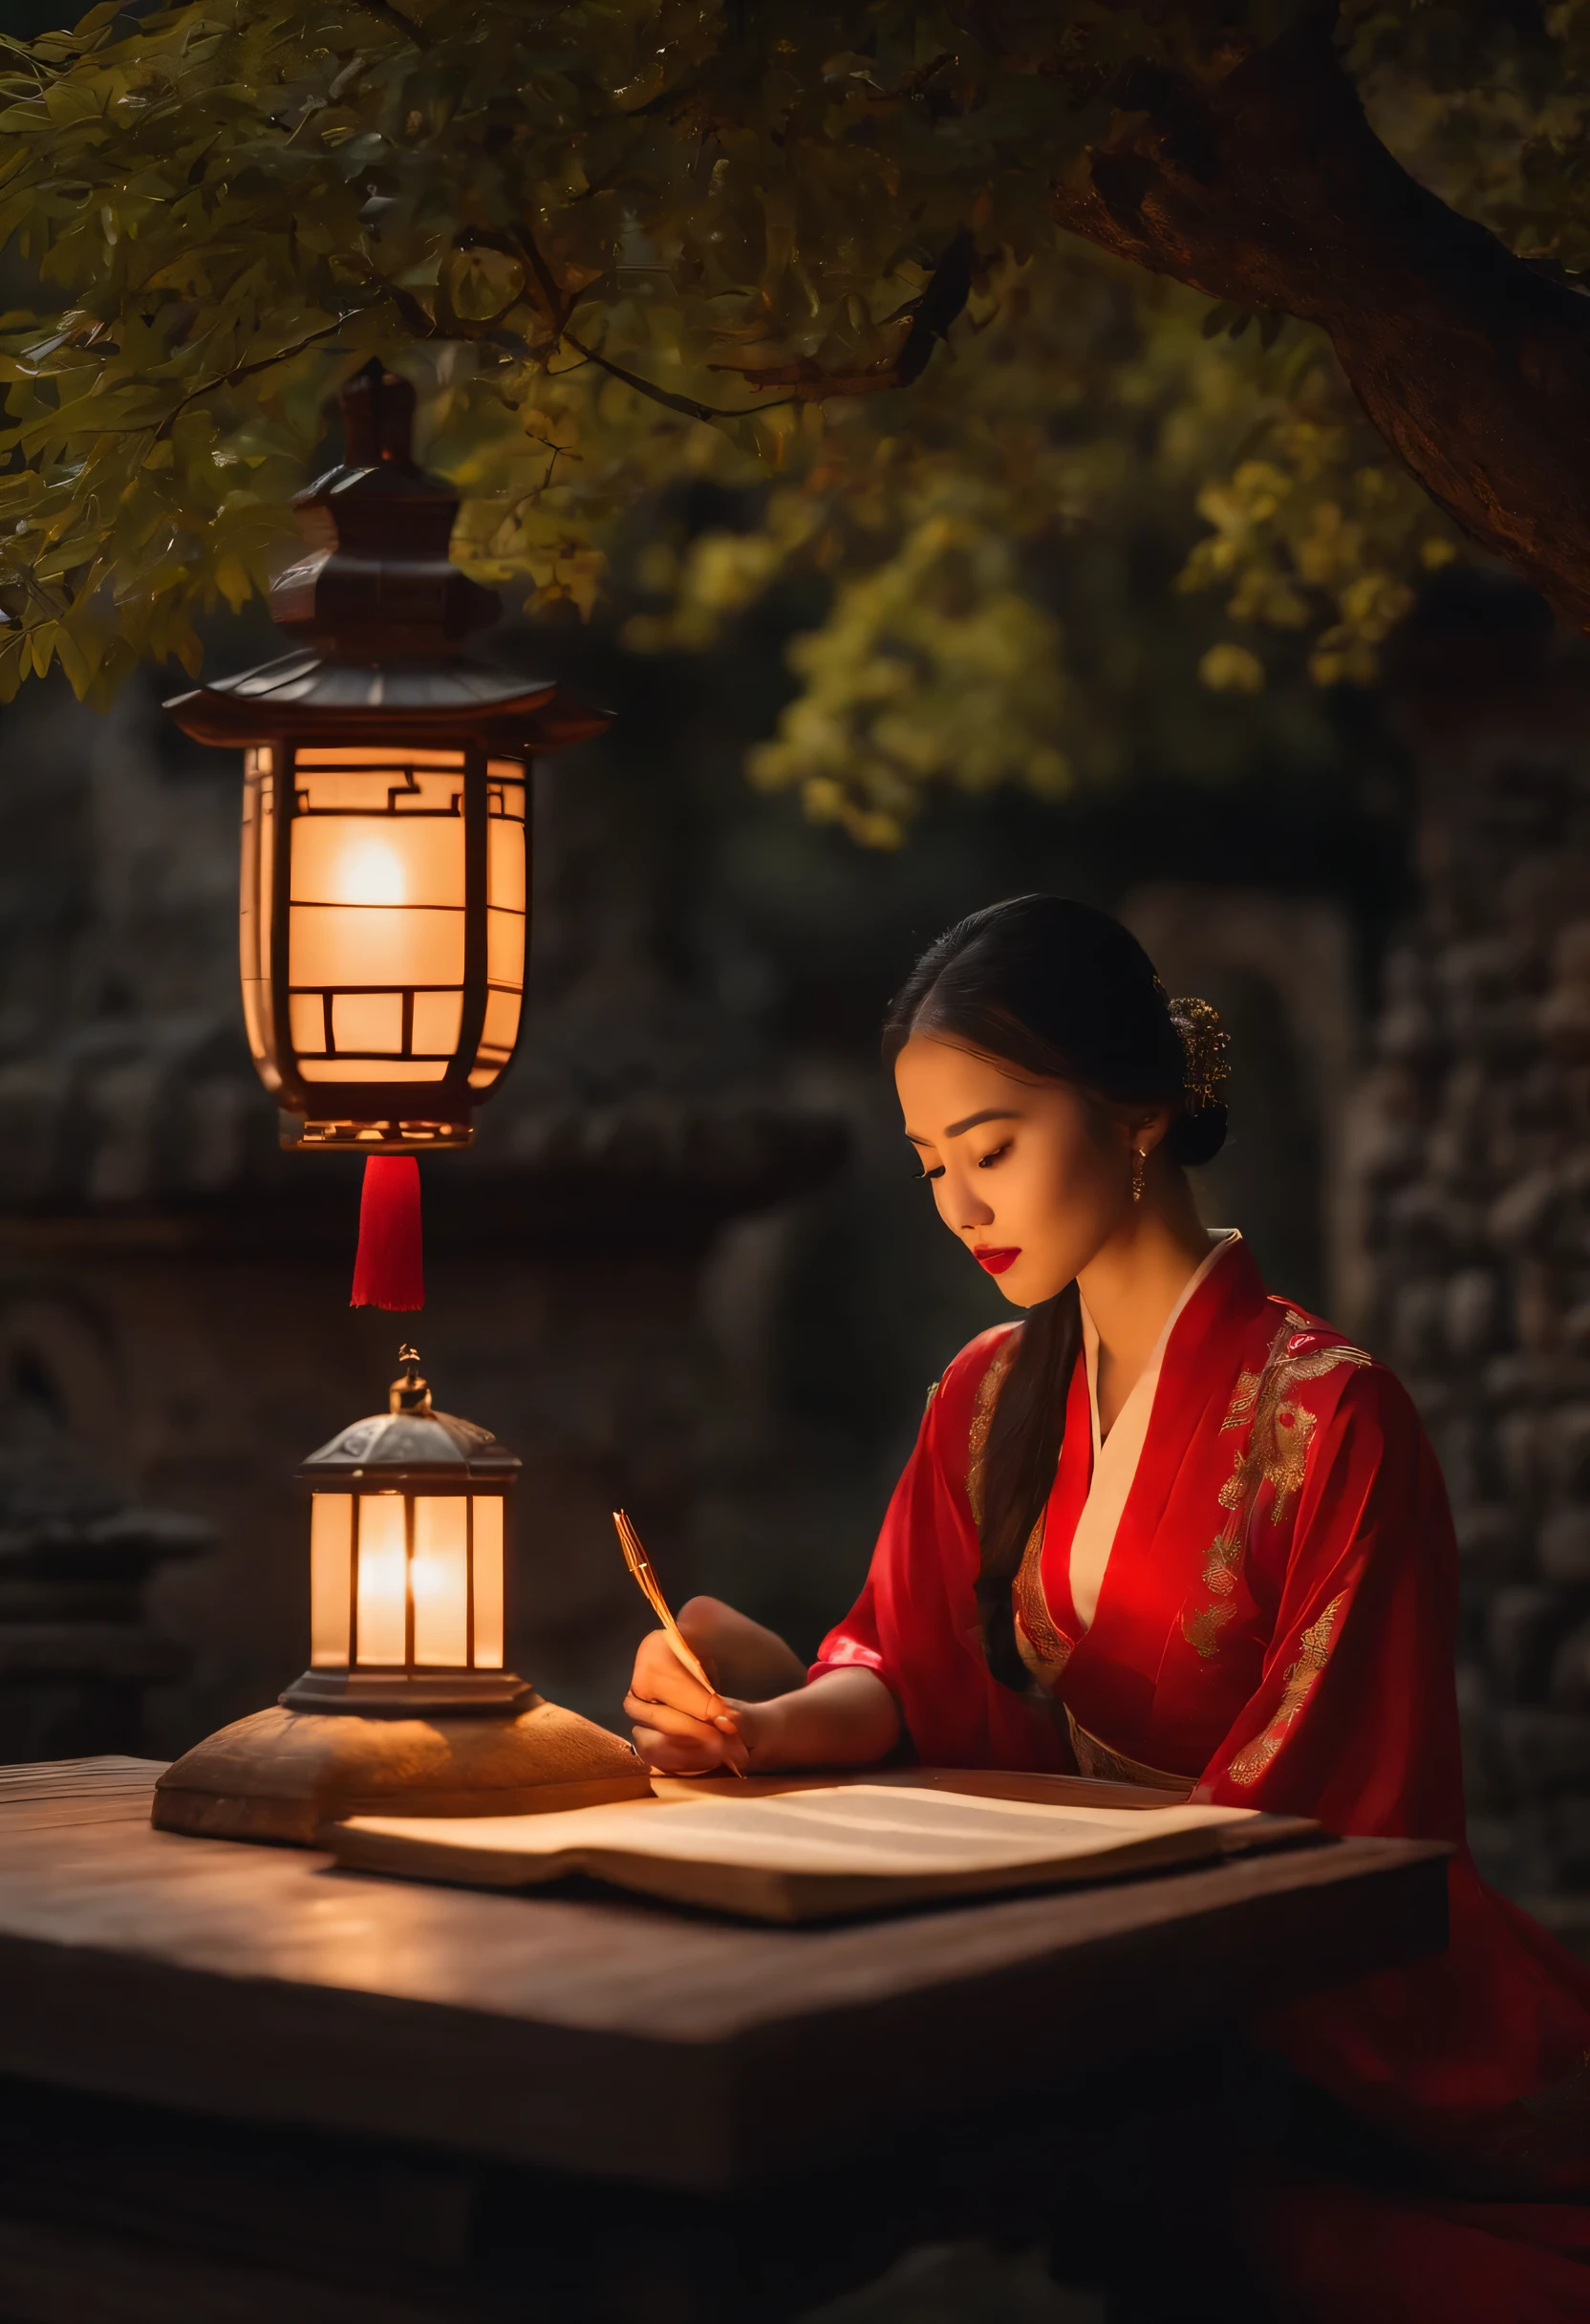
(0, 1820, 1451, 2192)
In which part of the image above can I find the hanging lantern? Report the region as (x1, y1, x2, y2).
(153, 1348, 650, 1844)
(163, 360, 608, 1303)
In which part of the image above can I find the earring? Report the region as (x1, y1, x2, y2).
(1130, 1148, 1147, 1203)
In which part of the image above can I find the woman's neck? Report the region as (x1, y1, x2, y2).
(1076, 1189, 1214, 1438)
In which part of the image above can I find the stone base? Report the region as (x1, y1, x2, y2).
(150, 1693, 651, 1845)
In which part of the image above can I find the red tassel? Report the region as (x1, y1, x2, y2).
(351, 1155, 424, 1311)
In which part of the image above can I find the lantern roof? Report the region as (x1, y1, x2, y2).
(163, 358, 610, 752)
(164, 649, 608, 751)
(300, 1349, 520, 1484)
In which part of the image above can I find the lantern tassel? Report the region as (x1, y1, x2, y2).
(351, 1155, 424, 1311)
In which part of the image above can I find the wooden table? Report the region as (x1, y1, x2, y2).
(0, 1756, 1450, 2323)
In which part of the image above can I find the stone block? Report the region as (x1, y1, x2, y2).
(1401, 1375, 1454, 1431)
(1539, 981, 1590, 1065)
(1504, 858, 1590, 937)
(1539, 1509, 1590, 1583)
(1389, 1278, 1446, 1371)
(1553, 1617, 1590, 1711)
(1458, 1698, 1515, 1817)
(1473, 998, 1543, 1071)
(0, 1063, 73, 1204)
(1446, 1268, 1502, 1361)
(1429, 1410, 1485, 1507)
(1489, 1585, 1569, 1702)
(1515, 1058, 1576, 1132)
(1495, 1408, 1543, 1506)
(1487, 1351, 1590, 1404)
(1382, 944, 1430, 1001)
(1498, 1708, 1590, 1795)
(1490, 1167, 1562, 1253)
(1377, 999, 1443, 1068)
(1440, 935, 1536, 1003)
(1458, 1503, 1530, 1581)
(1543, 1404, 1590, 1499)
(1395, 1183, 1488, 1260)
(1515, 1259, 1562, 1355)
(1545, 1796, 1590, 1890)
(1555, 919, 1590, 986)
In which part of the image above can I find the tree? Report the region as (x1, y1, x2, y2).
(0, 1, 1582, 838)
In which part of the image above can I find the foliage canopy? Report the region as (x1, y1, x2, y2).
(0, 1, 1583, 838)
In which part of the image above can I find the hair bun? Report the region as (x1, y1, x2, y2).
(1167, 1100, 1227, 1167)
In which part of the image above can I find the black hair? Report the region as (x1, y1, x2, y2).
(882, 894, 1228, 1690)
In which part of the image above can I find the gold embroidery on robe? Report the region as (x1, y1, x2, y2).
(1226, 1589, 1348, 1785)
(1221, 1367, 1264, 1433)
(965, 1332, 1017, 1531)
(1181, 1602, 1232, 1660)
(1180, 1321, 1371, 1660)
(1065, 1710, 1193, 1796)
(1012, 1514, 1070, 1681)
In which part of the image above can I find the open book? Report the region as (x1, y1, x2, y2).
(332, 1778, 1318, 1923)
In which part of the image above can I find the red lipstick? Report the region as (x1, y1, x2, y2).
(973, 1246, 1021, 1275)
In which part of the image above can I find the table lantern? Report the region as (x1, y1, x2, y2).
(163, 361, 609, 1307)
(152, 1348, 650, 1845)
(281, 1345, 529, 1715)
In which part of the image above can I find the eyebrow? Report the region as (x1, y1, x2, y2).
(904, 1108, 1023, 1147)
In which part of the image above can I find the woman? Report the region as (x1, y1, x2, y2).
(627, 895, 1590, 2316)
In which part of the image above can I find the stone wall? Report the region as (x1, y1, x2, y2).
(1348, 588, 1590, 1942)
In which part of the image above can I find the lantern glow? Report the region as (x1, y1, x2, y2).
(152, 1342, 652, 1841)
(169, 360, 606, 1155)
(233, 740, 529, 1130)
(282, 1346, 530, 1715)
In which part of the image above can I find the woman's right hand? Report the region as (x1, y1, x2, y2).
(624, 1622, 755, 1775)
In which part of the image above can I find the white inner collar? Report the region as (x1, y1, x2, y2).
(1069, 1229, 1240, 1631)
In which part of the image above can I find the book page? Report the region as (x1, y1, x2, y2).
(342, 1784, 1257, 1879)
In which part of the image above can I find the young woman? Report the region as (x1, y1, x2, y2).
(626, 895, 1590, 2315)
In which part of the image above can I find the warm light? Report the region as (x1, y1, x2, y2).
(472, 1496, 505, 1668)
(239, 747, 280, 1089)
(356, 1494, 408, 1665)
(309, 1493, 352, 1666)
(304, 1488, 511, 1676)
(170, 358, 608, 1155)
(332, 834, 407, 907)
(412, 1496, 469, 1666)
(229, 744, 530, 1139)
(284, 1345, 528, 1721)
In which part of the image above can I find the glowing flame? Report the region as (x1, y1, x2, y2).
(334, 837, 406, 907)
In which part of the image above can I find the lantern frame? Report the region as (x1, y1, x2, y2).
(151, 1346, 650, 1845)
(233, 734, 530, 1148)
(279, 1347, 531, 1714)
(165, 360, 608, 1153)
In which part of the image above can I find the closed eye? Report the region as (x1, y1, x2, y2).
(915, 1164, 945, 1182)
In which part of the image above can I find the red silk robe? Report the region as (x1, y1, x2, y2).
(813, 1236, 1590, 2315)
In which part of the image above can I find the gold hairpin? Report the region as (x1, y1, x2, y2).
(1170, 995, 1230, 1114)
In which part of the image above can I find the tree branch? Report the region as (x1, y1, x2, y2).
(560, 331, 797, 423)
(715, 226, 974, 398)
(154, 316, 353, 437)
(1049, 7, 1590, 630)
(346, 0, 432, 53)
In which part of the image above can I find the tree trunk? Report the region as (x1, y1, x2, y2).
(1051, 9, 1590, 631)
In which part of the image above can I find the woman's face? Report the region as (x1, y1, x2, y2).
(894, 1034, 1140, 1306)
